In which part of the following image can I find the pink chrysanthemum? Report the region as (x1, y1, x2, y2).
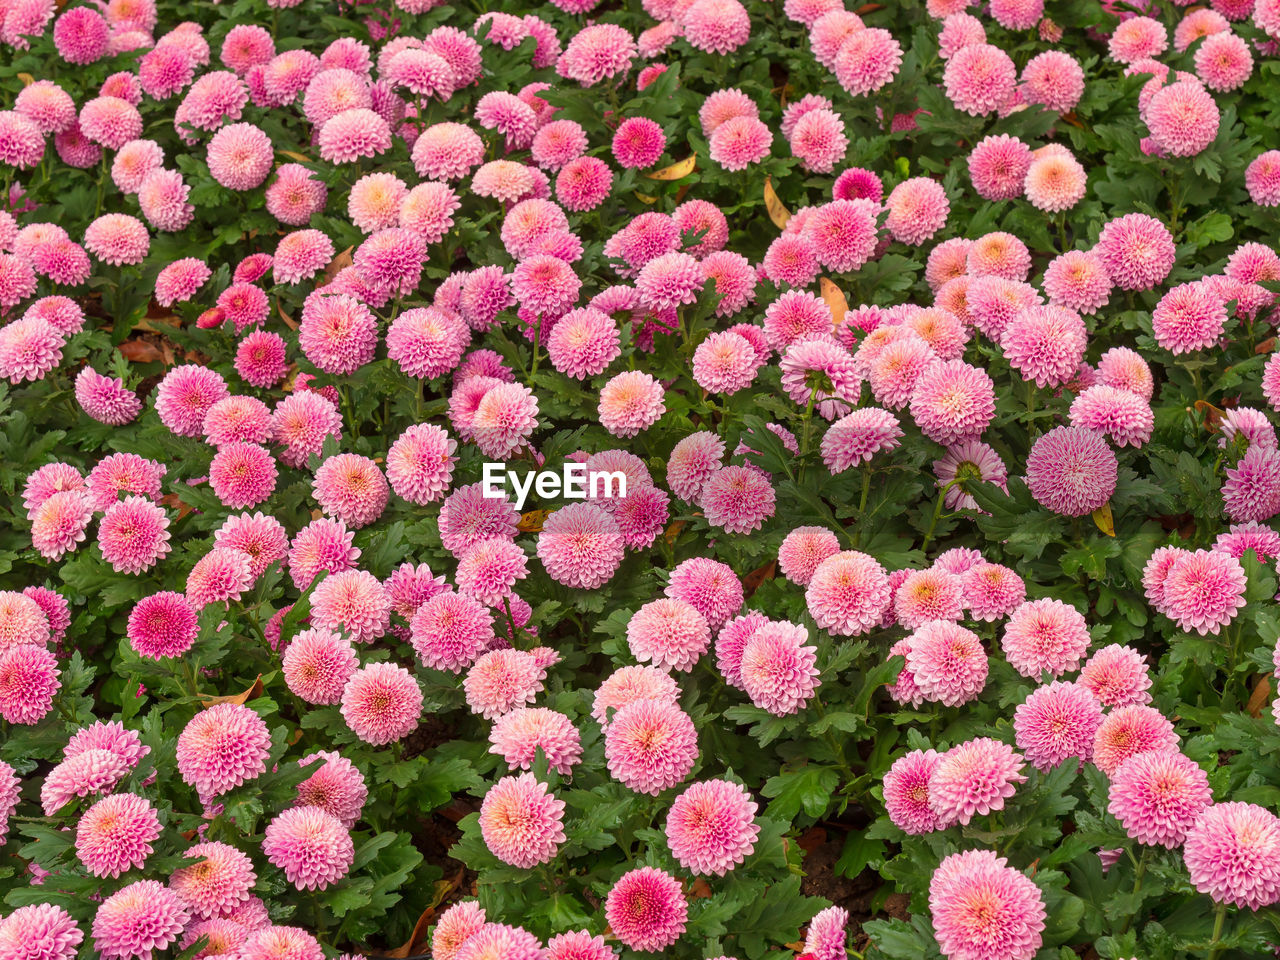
(439, 483, 519, 558)
(546, 307, 621, 380)
(1146, 79, 1220, 157)
(489, 707, 582, 775)
(604, 867, 687, 952)
(0, 904, 83, 960)
(28, 490, 91, 562)
(1069, 385, 1154, 448)
(1183, 802, 1280, 909)
(282, 628, 358, 705)
(478, 773, 566, 869)
(1013, 680, 1103, 772)
(1024, 426, 1117, 517)
(1152, 280, 1227, 354)
(186, 547, 254, 610)
(470, 381, 539, 459)
(666, 431, 725, 503)
(956, 563, 1023, 622)
(1223, 445, 1280, 523)
(340, 662, 422, 745)
(169, 840, 257, 920)
(463, 649, 544, 719)
(907, 360, 995, 445)
(778, 527, 841, 587)
(1160, 548, 1246, 636)
(928, 849, 1045, 960)
(287, 517, 359, 593)
(663, 556, 743, 631)
(97, 496, 171, 575)
(905, 621, 988, 707)
(1093, 704, 1180, 776)
(75, 791, 160, 878)
(739, 619, 820, 715)
(894, 569, 964, 629)
(820, 408, 903, 474)
(312, 454, 389, 530)
(309, 569, 390, 645)
(1000, 305, 1087, 388)
(1108, 749, 1212, 847)
(386, 423, 456, 506)
(1077, 644, 1152, 709)
(1095, 213, 1176, 291)
(294, 750, 366, 829)
(1043, 249, 1112, 315)
(626, 598, 710, 673)
(883, 749, 942, 835)
(1246, 150, 1280, 206)
(929, 738, 1027, 828)
(593, 666, 680, 729)
(127, 591, 198, 660)
(75, 368, 141, 425)
(597, 370, 665, 438)
(263, 805, 354, 891)
(208, 442, 277, 510)
(665, 778, 759, 876)
(92, 881, 190, 960)
(833, 26, 902, 95)
(604, 697, 698, 794)
(318, 107, 391, 164)
(802, 905, 849, 960)
(41, 748, 127, 816)
(944, 43, 1016, 115)
(455, 538, 528, 607)
(176, 702, 271, 801)
(698, 464, 775, 535)
(154, 364, 229, 438)
(806, 550, 891, 636)
(1001, 597, 1090, 678)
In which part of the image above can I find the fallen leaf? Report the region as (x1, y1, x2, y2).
(277, 300, 298, 331)
(1256, 337, 1275, 355)
(118, 340, 165, 364)
(382, 871, 463, 958)
(1091, 502, 1115, 537)
(644, 154, 697, 181)
(278, 150, 311, 164)
(688, 877, 713, 899)
(764, 176, 791, 229)
(159, 492, 195, 522)
(1194, 399, 1225, 431)
(743, 560, 776, 599)
(1249, 677, 1271, 718)
(517, 510, 551, 533)
(663, 519, 686, 547)
(321, 246, 354, 287)
(633, 191, 658, 204)
(17, 73, 34, 87)
(819, 277, 848, 329)
(200, 674, 263, 709)
(854, 2, 883, 10)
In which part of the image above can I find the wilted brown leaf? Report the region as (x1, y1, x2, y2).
(321, 246, 354, 287)
(382, 871, 463, 958)
(764, 176, 791, 229)
(118, 340, 165, 364)
(200, 675, 263, 709)
(1195, 399, 1226, 431)
(1249, 677, 1272, 718)
(517, 510, 551, 533)
(743, 560, 776, 599)
(819, 277, 848, 329)
(644, 155, 697, 181)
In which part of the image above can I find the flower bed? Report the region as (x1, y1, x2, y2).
(1, 0, 1280, 958)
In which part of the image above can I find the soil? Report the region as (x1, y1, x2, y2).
(798, 825, 909, 953)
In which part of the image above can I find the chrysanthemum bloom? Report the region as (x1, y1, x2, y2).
(682, 0, 750, 53)
(929, 738, 1027, 828)
(1068, 384, 1154, 448)
(53, 5, 110, 63)
(272, 230, 335, 287)
(239, 925, 325, 960)
(207, 442, 276, 510)
(169, 840, 257, 920)
(1145, 79, 1220, 157)
(1095, 213, 1176, 290)
(1023, 150, 1088, 212)
(1093, 703, 1180, 776)
(591, 668, 679, 733)
(454, 538, 526, 607)
(382, 423, 455, 507)
(1024, 425, 1117, 517)
(777, 527, 841, 587)
(489, 707, 582, 776)
(309, 568, 391, 645)
(736, 619, 819, 715)
(468, 381, 538, 460)
(636, 251, 704, 313)
(943, 42, 1017, 115)
(308, 455, 388, 532)
(436, 484, 518, 561)
(953, 563, 1022, 623)
(1001, 596, 1090, 678)
(451, 924, 543, 960)
(1012, 680, 1103, 773)
(609, 116, 665, 170)
(16, 586, 64, 648)
(463, 648, 544, 720)
(1215, 521, 1280, 564)
(906, 359, 995, 444)
(293, 750, 366, 830)
(203, 395, 272, 448)
(28, 489, 91, 562)
(1000, 304, 1087, 389)
(175, 701, 270, 801)
(74, 791, 161, 878)
(761, 233, 820, 288)
(317, 107, 391, 164)
(1223, 444, 1280, 523)
(85, 451, 165, 511)
(40, 748, 128, 816)
(265, 163, 328, 225)
(817, 407, 903, 475)
(1151, 279, 1227, 354)
(281, 627, 358, 705)
(603, 695, 698, 793)
(542, 306, 619, 380)
(894, 569, 964, 629)
(97, 496, 171, 576)
(544, 930, 614, 960)
(177, 918, 247, 958)
(1247, 150, 1280, 206)
(203, 122, 271, 192)
(804, 198, 879, 274)
(154, 364, 229, 439)
(186, 546, 255, 610)
(430, 902, 487, 960)
(625, 597, 709, 673)
(663, 778, 759, 876)
(0, 904, 83, 960)
(296, 293, 377, 377)
(806, 550, 891, 636)
(127, 590, 198, 660)
(883, 749, 942, 835)
(903, 620, 988, 707)
(651, 560, 736, 637)
(407, 123, 482, 183)
(595, 370, 664, 438)
(1105, 749, 1212, 848)
(833, 26, 902, 95)
(1182, 801, 1280, 909)
(885, 177, 950, 246)
(340, 661, 422, 745)
(261, 805, 354, 892)
(81, 212, 149, 267)
(929, 849, 1045, 960)
(706, 114, 774, 171)
(1021, 49, 1085, 112)
(477, 773, 566, 869)
(1041, 249, 1111, 315)
(154, 257, 212, 309)
(1194, 30, 1253, 91)
(603, 866, 687, 952)
(1159, 548, 1246, 636)
(694, 464, 774, 535)
(531, 119, 588, 172)
(72, 368, 139, 426)
(23, 462, 85, 517)
(556, 22, 636, 85)
(384, 306, 467, 381)
(110, 138, 164, 193)
(91, 881, 190, 960)
(287, 519, 360, 597)
(789, 108, 849, 174)
(665, 431, 724, 503)
(136, 167, 197, 234)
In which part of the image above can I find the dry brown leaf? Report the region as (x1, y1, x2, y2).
(321, 246, 354, 287)
(644, 154, 697, 181)
(764, 176, 791, 229)
(517, 510, 551, 533)
(633, 191, 658, 205)
(200, 675, 263, 709)
(743, 560, 776, 599)
(382, 872, 463, 958)
(1256, 337, 1275, 355)
(663, 519, 686, 547)
(1091, 502, 1115, 537)
(688, 878, 713, 899)
(1249, 677, 1272, 718)
(276, 300, 299, 331)
(17, 73, 34, 86)
(278, 150, 311, 164)
(819, 277, 848, 329)
(159, 492, 195, 522)
(1195, 399, 1226, 431)
(118, 340, 165, 364)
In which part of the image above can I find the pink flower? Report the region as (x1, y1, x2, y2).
(1013, 680, 1103, 772)
(263, 806, 354, 891)
(309, 569, 390, 644)
(929, 849, 1045, 960)
(97, 496, 171, 575)
(1183, 802, 1280, 909)
(905, 620, 988, 707)
(605, 698, 697, 794)
(295, 750, 367, 829)
(944, 43, 1016, 115)
(684, 0, 751, 53)
(1001, 597, 1090, 678)
(1025, 426, 1117, 517)
(886, 177, 949, 245)
(605, 867, 687, 951)
(1152, 280, 1227, 354)
(778, 527, 841, 587)
(1109, 749, 1212, 847)
(1069, 384, 1154, 448)
(92, 881, 190, 960)
(929, 738, 1027, 827)
(0, 904, 83, 960)
(176, 702, 271, 801)
(806, 550, 891, 636)
(1093, 704, 1180, 776)
(895, 569, 964, 628)
(464, 649, 544, 719)
(1246, 150, 1280, 206)
(708, 115, 773, 171)
(1146, 79, 1219, 157)
(834, 27, 902, 94)
(318, 107, 391, 164)
(700, 464, 776, 534)
(1160, 548, 1246, 635)
(75, 793, 160, 878)
(598, 370, 665, 438)
(155, 364, 229, 438)
(127, 591, 198, 660)
(739, 619, 820, 715)
(479, 773, 566, 868)
(170, 840, 257, 919)
(665, 778, 759, 875)
(283, 628, 358, 705)
(341, 662, 422, 745)
(1223, 444, 1280, 522)
(489, 707, 582, 775)
(1095, 213, 1176, 291)
(557, 23, 636, 85)
(883, 749, 942, 834)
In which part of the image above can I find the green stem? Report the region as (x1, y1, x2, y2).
(1207, 901, 1228, 960)
(797, 387, 818, 480)
(529, 319, 543, 379)
(920, 481, 957, 554)
(1118, 847, 1150, 935)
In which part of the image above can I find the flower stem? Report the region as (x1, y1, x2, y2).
(1207, 901, 1228, 960)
